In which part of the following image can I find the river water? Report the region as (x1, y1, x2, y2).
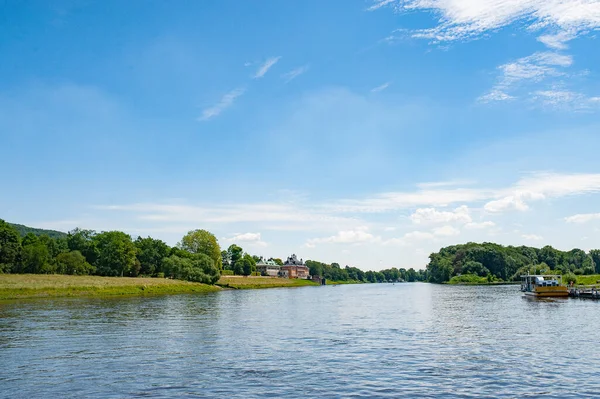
(1, 283, 599, 398)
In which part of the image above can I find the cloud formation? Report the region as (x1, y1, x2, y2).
(282, 65, 309, 83)
(410, 205, 471, 225)
(379, 1, 600, 45)
(479, 52, 574, 103)
(371, 82, 391, 93)
(565, 213, 600, 224)
(305, 227, 380, 247)
(224, 232, 268, 247)
(199, 87, 245, 121)
(253, 56, 281, 79)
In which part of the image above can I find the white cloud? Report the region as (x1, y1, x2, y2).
(403, 230, 435, 240)
(410, 205, 472, 225)
(367, 0, 395, 11)
(282, 65, 309, 83)
(432, 225, 460, 236)
(479, 90, 514, 102)
(416, 179, 476, 189)
(99, 202, 361, 233)
(389, 1, 600, 44)
(465, 221, 496, 229)
(522, 233, 543, 241)
(485, 172, 600, 213)
(253, 56, 281, 79)
(224, 232, 268, 247)
(371, 82, 391, 93)
(305, 227, 380, 247)
(375, 1, 598, 106)
(538, 31, 576, 50)
(99, 173, 600, 236)
(199, 87, 245, 121)
(565, 213, 600, 224)
(484, 194, 532, 213)
(532, 89, 600, 110)
(480, 52, 574, 102)
(327, 187, 494, 213)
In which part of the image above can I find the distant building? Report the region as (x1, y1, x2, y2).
(281, 254, 310, 279)
(255, 257, 281, 277)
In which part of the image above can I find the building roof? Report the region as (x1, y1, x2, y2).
(256, 257, 278, 266)
(284, 254, 305, 266)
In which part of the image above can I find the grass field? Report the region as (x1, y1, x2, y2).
(216, 276, 319, 289)
(0, 274, 220, 300)
(573, 274, 600, 286)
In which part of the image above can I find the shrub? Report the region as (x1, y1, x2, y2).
(562, 272, 578, 285)
(448, 274, 488, 284)
(221, 269, 234, 275)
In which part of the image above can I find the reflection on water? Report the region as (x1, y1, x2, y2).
(1, 284, 599, 398)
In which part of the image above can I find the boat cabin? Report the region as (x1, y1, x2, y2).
(520, 274, 568, 297)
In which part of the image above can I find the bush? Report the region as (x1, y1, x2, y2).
(583, 266, 595, 275)
(574, 268, 584, 275)
(462, 261, 490, 277)
(448, 274, 488, 284)
(562, 272, 578, 285)
(251, 272, 261, 276)
(221, 269, 234, 275)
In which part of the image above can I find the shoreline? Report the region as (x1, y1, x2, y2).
(216, 276, 319, 289)
(0, 274, 221, 300)
(0, 274, 322, 300)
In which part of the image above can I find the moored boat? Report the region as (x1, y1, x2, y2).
(520, 274, 569, 297)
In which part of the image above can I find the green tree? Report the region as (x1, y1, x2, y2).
(227, 244, 243, 273)
(0, 220, 21, 273)
(589, 250, 600, 274)
(135, 236, 170, 276)
(427, 254, 453, 283)
(93, 231, 137, 276)
(462, 261, 489, 277)
(239, 253, 256, 276)
(162, 253, 220, 284)
(67, 228, 99, 265)
(180, 229, 222, 269)
(269, 257, 283, 266)
(221, 250, 230, 269)
(21, 241, 53, 274)
(56, 250, 95, 275)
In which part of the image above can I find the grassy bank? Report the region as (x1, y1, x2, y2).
(216, 276, 319, 289)
(0, 274, 220, 300)
(574, 274, 600, 286)
(326, 280, 363, 285)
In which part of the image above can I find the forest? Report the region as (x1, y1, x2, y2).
(426, 242, 600, 283)
(0, 219, 425, 285)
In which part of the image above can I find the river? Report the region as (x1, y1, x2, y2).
(1, 283, 599, 398)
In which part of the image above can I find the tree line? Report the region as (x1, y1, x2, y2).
(426, 242, 600, 283)
(0, 219, 425, 285)
(305, 260, 425, 283)
(0, 219, 221, 284)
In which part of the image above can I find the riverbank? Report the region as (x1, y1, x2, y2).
(0, 274, 220, 300)
(216, 276, 319, 289)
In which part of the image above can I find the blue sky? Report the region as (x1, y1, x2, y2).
(2, 0, 600, 270)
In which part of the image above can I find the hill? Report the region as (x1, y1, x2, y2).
(8, 222, 68, 239)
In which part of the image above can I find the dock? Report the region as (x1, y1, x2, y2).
(568, 287, 600, 299)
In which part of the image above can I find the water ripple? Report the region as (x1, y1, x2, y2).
(1, 284, 600, 398)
